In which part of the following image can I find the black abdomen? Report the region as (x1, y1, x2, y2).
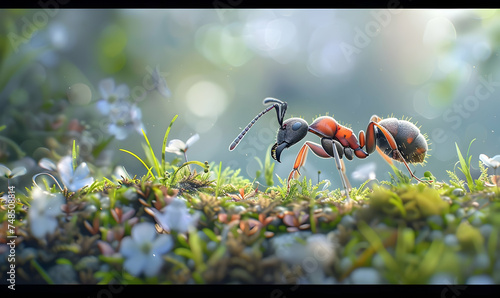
(376, 118, 427, 163)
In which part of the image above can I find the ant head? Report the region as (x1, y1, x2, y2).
(271, 117, 308, 162)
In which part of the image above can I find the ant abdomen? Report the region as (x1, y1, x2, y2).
(376, 118, 428, 164)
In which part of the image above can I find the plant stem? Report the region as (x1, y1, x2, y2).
(0, 135, 25, 159)
(161, 115, 178, 173)
(30, 259, 54, 284)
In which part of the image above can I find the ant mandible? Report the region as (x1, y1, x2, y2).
(229, 97, 429, 202)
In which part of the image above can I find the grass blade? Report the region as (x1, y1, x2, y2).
(358, 221, 398, 272)
(30, 259, 54, 284)
(161, 115, 178, 173)
(215, 161, 223, 198)
(142, 129, 161, 179)
(455, 141, 475, 191)
(189, 228, 207, 272)
(119, 149, 155, 179)
(170, 160, 208, 185)
(72, 140, 77, 171)
(416, 239, 445, 279)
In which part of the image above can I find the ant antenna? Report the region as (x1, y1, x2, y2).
(229, 97, 287, 151)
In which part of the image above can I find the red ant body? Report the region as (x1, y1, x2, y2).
(229, 98, 429, 201)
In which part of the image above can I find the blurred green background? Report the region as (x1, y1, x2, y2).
(1, 9, 500, 191)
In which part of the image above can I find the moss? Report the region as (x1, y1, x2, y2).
(4, 133, 500, 285)
(368, 184, 449, 221)
(456, 221, 484, 253)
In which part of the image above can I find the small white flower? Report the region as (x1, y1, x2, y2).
(119, 222, 173, 277)
(271, 232, 309, 265)
(165, 134, 200, 156)
(39, 158, 57, 171)
(0, 164, 27, 179)
(96, 78, 130, 115)
(113, 166, 131, 180)
(151, 197, 200, 234)
(107, 103, 145, 140)
(306, 234, 336, 265)
(57, 156, 94, 192)
(152, 65, 171, 98)
(351, 162, 376, 181)
(28, 188, 64, 239)
(479, 154, 500, 169)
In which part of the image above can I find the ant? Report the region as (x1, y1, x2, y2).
(229, 97, 429, 202)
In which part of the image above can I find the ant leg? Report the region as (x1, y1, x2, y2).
(365, 121, 428, 183)
(286, 141, 331, 192)
(340, 159, 352, 191)
(329, 140, 351, 203)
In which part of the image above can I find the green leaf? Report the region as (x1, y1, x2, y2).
(358, 221, 398, 272)
(416, 239, 445, 278)
(72, 140, 78, 172)
(164, 255, 189, 271)
(56, 258, 73, 266)
(395, 226, 414, 262)
(309, 198, 317, 234)
(388, 197, 407, 218)
(177, 233, 190, 248)
(254, 156, 264, 172)
(94, 271, 115, 284)
(189, 228, 207, 272)
(455, 140, 475, 191)
(192, 270, 205, 284)
(264, 143, 275, 186)
(107, 187, 116, 209)
(203, 228, 220, 243)
(174, 247, 194, 259)
(30, 259, 54, 285)
(0, 135, 25, 159)
(85, 179, 102, 194)
(103, 177, 115, 186)
(92, 136, 114, 159)
(207, 244, 226, 266)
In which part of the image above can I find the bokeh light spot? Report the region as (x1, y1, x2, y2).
(471, 9, 498, 19)
(220, 25, 254, 67)
(185, 80, 228, 118)
(243, 15, 298, 64)
(413, 84, 443, 120)
(67, 83, 92, 106)
(196, 24, 253, 68)
(101, 25, 128, 58)
(98, 25, 128, 73)
(427, 75, 458, 108)
(423, 17, 457, 47)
